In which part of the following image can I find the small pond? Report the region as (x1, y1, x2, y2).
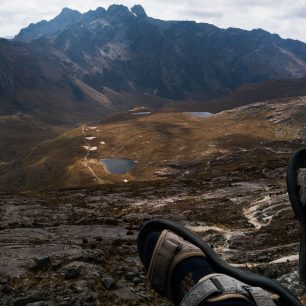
(100, 158, 136, 174)
(131, 112, 152, 115)
(186, 112, 213, 118)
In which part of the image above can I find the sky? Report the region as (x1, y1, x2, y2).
(1, 0, 306, 42)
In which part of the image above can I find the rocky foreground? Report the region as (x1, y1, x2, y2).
(1, 139, 306, 305)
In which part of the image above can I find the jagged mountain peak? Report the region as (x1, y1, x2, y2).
(53, 7, 81, 22)
(107, 4, 131, 15)
(131, 5, 148, 18)
(15, 4, 148, 43)
(104, 4, 137, 23)
(15, 7, 81, 42)
(93, 7, 107, 14)
(81, 7, 107, 23)
(60, 7, 80, 15)
(106, 4, 148, 19)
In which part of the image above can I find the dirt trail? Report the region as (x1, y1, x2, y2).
(81, 125, 103, 184)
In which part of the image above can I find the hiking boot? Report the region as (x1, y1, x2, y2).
(138, 219, 301, 306)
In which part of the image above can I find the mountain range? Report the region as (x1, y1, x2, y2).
(0, 4, 306, 124)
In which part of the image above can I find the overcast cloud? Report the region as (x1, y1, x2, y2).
(0, 0, 306, 42)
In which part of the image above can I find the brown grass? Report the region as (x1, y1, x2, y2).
(1, 96, 304, 192)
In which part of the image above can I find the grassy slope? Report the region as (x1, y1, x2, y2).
(1, 96, 305, 192)
(0, 115, 64, 162)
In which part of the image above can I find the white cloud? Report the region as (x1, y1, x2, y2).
(0, 0, 305, 42)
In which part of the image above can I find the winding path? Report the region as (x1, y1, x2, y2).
(81, 125, 103, 184)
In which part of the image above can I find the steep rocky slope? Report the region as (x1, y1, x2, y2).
(0, 38, 109, 124)
(0, 38, 174, 124)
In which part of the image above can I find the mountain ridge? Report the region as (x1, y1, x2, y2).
(11, 4, 306, 103)
(1, 4, 306, 128)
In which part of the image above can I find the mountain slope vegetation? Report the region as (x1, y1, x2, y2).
(1, 96, 305, 192)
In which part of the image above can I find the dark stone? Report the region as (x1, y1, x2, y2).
(101, 277, 116, 290)
(30, 257, 51, 271)
(125, 225, 139, 231)
(1, 284, 14, 295)
(119, 244, 136, 254)
(125, 272, 137, 281)
(132, 277, 142, 285)
(100, 218, 119, 226)
(13, 293, 45, 306)
(64, 267, 81, 280)
(82, 251, 104, 264)
(0, 277, 9, 285)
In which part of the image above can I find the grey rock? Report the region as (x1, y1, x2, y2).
(125, 272, 138, 281)
(132, 277, 142, 285)
(30, 257, 51, 271)
(82, 250, 104, 264)
(26, 302, 49, 306)
(63, 289, 74, 295)
(119, 245, 136, 254)
(101, 277, 116, 290)
(73, 280, 91, 293)
(13, 293, 45, 306)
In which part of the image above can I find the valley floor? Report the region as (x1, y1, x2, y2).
(1, 140, 306, 305)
